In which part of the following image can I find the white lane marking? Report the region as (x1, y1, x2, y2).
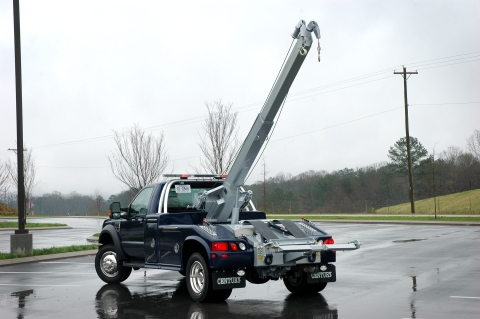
(38, 262, 92, 264)
(451, 296, 480, 299)
(0, 272, 95, 275)
(0, 272, 54, 274)
(0, 284, 81, 287)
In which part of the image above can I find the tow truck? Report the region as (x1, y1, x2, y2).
(95, 19, 362, 302)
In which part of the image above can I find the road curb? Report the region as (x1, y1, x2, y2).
(0, 249, 98, 266)
(86, 236, 99, 243)
(0, 226, 73, 232)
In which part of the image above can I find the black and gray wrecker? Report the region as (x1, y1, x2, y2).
(95, 19, 362, 302)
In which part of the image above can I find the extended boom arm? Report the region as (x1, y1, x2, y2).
(199, 20, 321, 223)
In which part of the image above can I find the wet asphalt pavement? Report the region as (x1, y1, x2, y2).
(1, 223, 480, 319)
(0, 217, 104, 252)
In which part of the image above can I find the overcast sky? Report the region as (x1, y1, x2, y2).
(1, 0, 479, 199)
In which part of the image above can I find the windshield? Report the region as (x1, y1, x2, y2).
(167, 181, 222, 211)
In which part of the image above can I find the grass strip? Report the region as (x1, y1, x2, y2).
(0, 221, 68, 228)
(0, 244, 99, 260)
(267, 215, 480, 222)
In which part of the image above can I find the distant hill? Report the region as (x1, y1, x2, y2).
(376, 188, 480, 214)
(0, 202, 18, 216)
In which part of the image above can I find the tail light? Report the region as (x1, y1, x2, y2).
(324, 238, 334, 245)
(212, 242, 242, 252)
(212, 242, 228, 251)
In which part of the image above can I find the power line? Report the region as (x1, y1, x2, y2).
(17, 49, 480, 151)
(38, 166, 110, 169)
(417, 58, 480, 71)
(271, 106, 403, 142)
(411, 102, 480, 106)
(404, 50, 480, 67)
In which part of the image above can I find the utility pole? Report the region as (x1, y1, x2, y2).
(432, 142, 439, 219)
(394, 66, 418, 214)
(11, 0, 32, 254)
(261, 157, 269, 212)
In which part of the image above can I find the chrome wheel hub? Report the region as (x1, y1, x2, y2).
(101, 251, 118, 277)
(189, 261, 205, 294)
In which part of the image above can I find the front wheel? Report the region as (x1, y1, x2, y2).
(185, 253, 232, 302)
(283, 270, 327, 294)
(95, 244, 132, 284)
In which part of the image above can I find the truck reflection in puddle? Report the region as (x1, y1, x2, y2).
(95, 280, 338, 319)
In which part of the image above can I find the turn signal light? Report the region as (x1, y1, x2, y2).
(324, 238, 335, 245)
(230, 242, 238, 251)
(212, 242, 228, 251)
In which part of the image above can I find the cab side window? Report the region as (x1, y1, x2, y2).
(129, 187, 154, 217)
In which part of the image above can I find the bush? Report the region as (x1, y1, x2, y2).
(0, 202, 17, 216)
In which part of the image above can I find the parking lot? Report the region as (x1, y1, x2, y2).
(1, 223, 479, 319)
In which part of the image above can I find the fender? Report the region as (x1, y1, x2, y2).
(184, 235, 211, 254)
(99, 224, 127, 261)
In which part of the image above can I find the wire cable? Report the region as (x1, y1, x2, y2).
(22, 50, 480, 151)
(245, 94, 288, 182)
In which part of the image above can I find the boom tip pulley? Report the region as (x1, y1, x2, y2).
(292, 19, 321, 62)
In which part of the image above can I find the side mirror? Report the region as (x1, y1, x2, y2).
(108, 202, 121, 219)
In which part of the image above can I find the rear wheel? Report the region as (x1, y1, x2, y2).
(283, 269, 327, 294)
(185, 253, 232, 302)
(95, 244, 132, 284)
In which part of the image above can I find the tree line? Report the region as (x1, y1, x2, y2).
(1, 98, 479, 216)
(246, 131, 480, 214)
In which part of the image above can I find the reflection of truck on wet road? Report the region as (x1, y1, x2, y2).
(95, 20, 361, 302)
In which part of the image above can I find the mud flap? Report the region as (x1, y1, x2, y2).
(306, 264, 336, 283)
(212, 271, 246, 290)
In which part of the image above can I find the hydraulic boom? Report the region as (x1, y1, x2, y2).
(198, 20, 321, 223)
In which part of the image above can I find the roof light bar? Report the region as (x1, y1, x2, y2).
(163, 174, 227, 179)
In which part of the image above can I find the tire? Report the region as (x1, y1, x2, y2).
(185, 253, 232, 302)
(283, 270, 327, 294)
(95, 284, 132, 319)
(95, 244, 132, 284)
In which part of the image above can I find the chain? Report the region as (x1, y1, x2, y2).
(317, 40, 321, 62)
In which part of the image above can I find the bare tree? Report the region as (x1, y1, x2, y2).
(196, 99, 240, 174)
(439, 146, 463, 165)
(92, 188, 105, 216)
(108, 124, 169, 193)
(0, 159, 9, 195)
(7, 147, 37, 214)
(467, 129, 480, 159)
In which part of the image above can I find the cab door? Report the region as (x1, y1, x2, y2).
(120, 187, 154, 260)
